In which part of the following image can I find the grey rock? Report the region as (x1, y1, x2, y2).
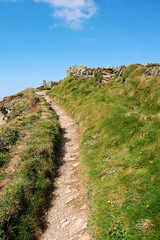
(67, 65, 87, 78)
(100, 168, 116, 177)
(50, 62, 160, 88)
(66, 65, 116, 83)
(145, 66, 160, 77)
(47, 81, 55, 88)
(0, 103, 10, 125)
(0, 111, 6, 125)
(145, 63, 160, 77)
(114, 65, 126, 76)
(42, 80, 59, 89)
(43, 80, 47, 88)
(145, 63, 160, 68)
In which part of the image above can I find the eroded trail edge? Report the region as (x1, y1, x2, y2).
(38, 91, 90, 240)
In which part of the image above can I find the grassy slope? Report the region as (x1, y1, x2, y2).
(0, 89, 60, 239)
(47, 65, 160, 239)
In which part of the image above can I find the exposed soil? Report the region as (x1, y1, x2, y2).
(5, 131, 30, 174)
(37, 91, 91, 240)
(40, 103, 51, 120)
(0, 130, 30, 195)
(0, 178, 10, 194)
(0, 100, 47, 194)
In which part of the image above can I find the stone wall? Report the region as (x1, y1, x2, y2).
(145, 63, 160, 77)
(42, 62, 160, 89)
(43, 80, 59, 88)
(66, 63, 160, 83)
(66, 65, 117, 83)
(66, 65, 87, 78)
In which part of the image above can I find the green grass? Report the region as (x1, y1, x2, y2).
(0, 89, 39, 171)
(0, 127, 20, 169)
(0, 90, 60, 239)
(47, 64, 160, 239)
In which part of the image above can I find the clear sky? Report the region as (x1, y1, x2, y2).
(0, 0, 160, 100)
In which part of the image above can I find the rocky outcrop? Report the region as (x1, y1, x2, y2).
(41, 62, 160, 90)
(66, 65, 87, 78)
(43, 80, 59, 89)
(47, 81, 58, 88)
(0, 97, 20, 125)
(115, 65, 127, 76)
(66, 63, 160, 83)
(0, 102, 10, 125)
(43, 80, 47, 88)
(145, 63, 160, 77)
(0, 111, 6, 125)
(0, 106, 8, 125)
(66, 65, 116, 83)
(145, 63, 160, 67)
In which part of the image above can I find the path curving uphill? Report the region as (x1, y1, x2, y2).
(37, 91, 91, 240)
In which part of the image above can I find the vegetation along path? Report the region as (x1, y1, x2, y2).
(37, 91, 90, 240)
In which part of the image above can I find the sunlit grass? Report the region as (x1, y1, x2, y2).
(0, 90, 60, 239)
(47, 65, 160, 239)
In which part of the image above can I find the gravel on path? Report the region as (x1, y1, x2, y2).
(37, 91, 91, 240)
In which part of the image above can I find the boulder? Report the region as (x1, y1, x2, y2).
(42, 80, 59, 89)
(114, 65, 126, 76)
(43, 80, 47, 88)
(66, 65, 87, 78)
(105, 66, 114, 73)
(47, 81, 54, 88)
(0, 111, 5, 125)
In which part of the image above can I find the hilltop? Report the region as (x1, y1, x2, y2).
(42, 62, 160, 89)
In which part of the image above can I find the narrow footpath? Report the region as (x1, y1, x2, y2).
(37, 91, 91, 240)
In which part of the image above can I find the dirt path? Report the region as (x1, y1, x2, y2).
(37, 91, 91, 240)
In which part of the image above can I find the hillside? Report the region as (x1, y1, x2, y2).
(0, 89, 60, 239)
(47, 64, 160, 239)
(0, 64, 160, 240)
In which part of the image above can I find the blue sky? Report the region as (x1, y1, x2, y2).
(0, 0, 160, 99)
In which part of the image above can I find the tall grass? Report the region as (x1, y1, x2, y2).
(47, 65, 160, 239)
(0, 90, 60, 239)
(0, 127, 19, 169)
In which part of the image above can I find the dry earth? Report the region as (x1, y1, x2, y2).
(37, 91, 91, 240)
